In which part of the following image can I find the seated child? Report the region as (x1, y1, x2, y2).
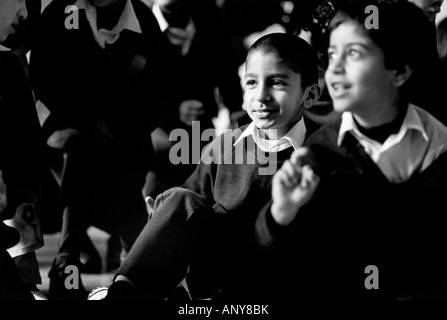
(97, 32, 322, 300)
(255, 0, 447, 300)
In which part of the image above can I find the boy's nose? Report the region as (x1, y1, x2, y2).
(328, 56, 345, 74)
(254, 85, 271, 103)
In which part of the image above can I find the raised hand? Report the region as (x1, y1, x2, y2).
(271, 148, 320, 226)
(179, 99, 205, 126)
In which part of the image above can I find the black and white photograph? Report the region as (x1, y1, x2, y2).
(1, 0, 447, 315)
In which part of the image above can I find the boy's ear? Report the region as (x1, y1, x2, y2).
(303, 84, 322, 110)
(392, 64, 413, 88)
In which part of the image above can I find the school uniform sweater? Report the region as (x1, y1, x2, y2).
(178, 125, 311, 299)
(255, 117, 447, 300)
(184, 125, 295, 226)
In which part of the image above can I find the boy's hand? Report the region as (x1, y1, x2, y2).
(271, 148, 320, 226)
(179, 100, 204, 126)
(47, 128, 79, 149)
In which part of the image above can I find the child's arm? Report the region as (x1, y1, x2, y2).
(271, 148, 320, 226)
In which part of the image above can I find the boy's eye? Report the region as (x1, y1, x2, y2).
(245, 79, 257, 87)
(348, 49, 362, 59)
(327, 51, 336, 61)
(271, 79, 287, 87)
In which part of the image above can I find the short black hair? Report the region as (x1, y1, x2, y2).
(328, 0, 434, 100)
(247, 33, 319, 89)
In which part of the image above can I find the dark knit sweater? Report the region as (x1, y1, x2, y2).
(255, 117, 447, 300)
(184, 125, 294, 223)
(181, 125, 303, 298)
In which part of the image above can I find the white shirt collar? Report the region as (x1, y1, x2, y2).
(234, 117, 307, 152)
(151, 2, 169, 32)
(0, 44, 11, 52)
(74, 0, 142, 48)
(337, 104, 428, 147)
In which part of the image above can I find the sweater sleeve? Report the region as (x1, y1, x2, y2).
(181, 135, 222, 202)
(255, 200, 296, 251)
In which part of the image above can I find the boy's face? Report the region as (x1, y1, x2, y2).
(0, 0, 27, 43)
(244, 51, 306, 137)
(325, 22, 399, 119)
(408, 0, 444, 22)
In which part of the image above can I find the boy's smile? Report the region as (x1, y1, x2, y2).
(251, 100, 279, 118)
(244, 51, 306, 138)
(329, 82, 352, 99)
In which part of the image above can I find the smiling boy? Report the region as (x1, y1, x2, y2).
(92, 33, 322, 300)
(244, 43, 317, 138)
